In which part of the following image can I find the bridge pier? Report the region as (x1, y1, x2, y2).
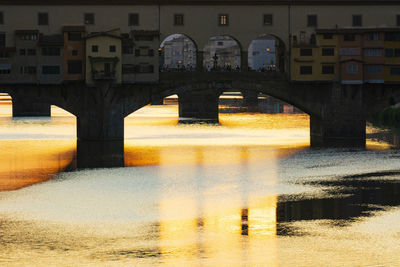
(76, 81, 125, 167)
(12, 96, 51, 117)
(310, 83, 366, 147)
(178, 89, 220, 123)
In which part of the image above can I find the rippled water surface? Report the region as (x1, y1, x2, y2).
(0, 98, 400, 266)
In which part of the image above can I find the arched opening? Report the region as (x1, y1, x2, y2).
(248, 34, 286, 73)
(203, 36, 241, 71)
(160, 34, 197, 72)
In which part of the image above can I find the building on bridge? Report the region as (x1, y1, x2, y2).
(0, 0, 399, 84)
(290, 28, 400, 84)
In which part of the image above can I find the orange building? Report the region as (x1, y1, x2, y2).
(62, 26, 85, 82)
(338, 31, 364, 84)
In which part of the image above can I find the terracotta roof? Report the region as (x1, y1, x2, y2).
(2, 0, 400, 5)
(85, 32, 122, 40)
(62, 25, 85, 32)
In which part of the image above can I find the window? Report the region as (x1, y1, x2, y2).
(219, 14, 229, 26)
(352, 15, 362, 27)
(322, 48, 334, 56)
(307, 15, 317, 27)
(21, 66, 36, 74)
(217, 41, 224, 46)
(41, 47, 60, 56)
(139, 64, 154, 73)
(135, 35, 153, 41)
(349, 48, 356, 55)
(0, 12, 3, 25)
(84, 13, 95, 25)
(263, 14, 273, 26)
(72, 50, 78, 56)
(92, 45, 98, 52)
(109, 45, 116, 52)
(122, 45, 133, 54)
(390, 66, 400, 75)
(395, 49, 400, 57)
(27, 49, 36, 55)
(38, 12, 48, 25)
(19, 49, 26, 56)
(68, 32, 82, 41)
(68, 60, 82, 74)
(346, 64, 358, 74)
(0, 33, 5, 48)
(300, 66, 312, 74)
(385, 32, 400, 41)
(322, 65, 334, 74)
(129, 13, 139, 26)
(385, 48, 394, 57)
(366, 32, 380, 41)
(339, 48, 347, 55)
(0, 68, 10, 75)
(365, 48, 382, 57)
(135, 47, 154, 56)
(42, 65, 60, 75)
(344, 34, 356, 41)
(397, 15, 400, 27)
(323, 33, 333, 39)
(300, 48, 312, 56)
(365, 65, 382, 74)
(174, 14, 184, 25)
(20, 34, 37, 41)
(122, 64, 136, 74)
(310, 34, 316, 45)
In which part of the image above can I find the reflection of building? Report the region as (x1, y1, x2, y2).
(204, 36, 240, 68)
(163, 36, 196, 69)
(248, 38, 276, 71)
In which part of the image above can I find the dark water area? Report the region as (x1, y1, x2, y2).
(0, 98, 400, 266)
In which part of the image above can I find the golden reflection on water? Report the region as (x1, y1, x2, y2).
(0, 140, 75, 191)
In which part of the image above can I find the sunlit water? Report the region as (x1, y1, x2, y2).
(0, 98, 400, 266)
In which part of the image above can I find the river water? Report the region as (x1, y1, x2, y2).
(0, 96, 400, 266)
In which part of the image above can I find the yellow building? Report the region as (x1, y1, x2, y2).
(384, 32, 400, 84)
(85, 29, 122, 85)
(290, 32, 339, 82)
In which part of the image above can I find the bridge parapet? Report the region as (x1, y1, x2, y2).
(159, 71, 286, 84)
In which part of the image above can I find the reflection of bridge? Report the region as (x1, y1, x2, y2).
(2, 72, 400, 167)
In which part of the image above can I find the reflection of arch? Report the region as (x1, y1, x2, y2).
(203, 35, 242, 70)
(248, 34, 286, 73)
(159, 33, 198, 71)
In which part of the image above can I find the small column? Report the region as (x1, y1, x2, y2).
(178, 90, 220, 123)
(196, 51, 204, 72)
(310, 83, 366, 147)
(12, 97, 51, 117)
(241, 51, 248, 72)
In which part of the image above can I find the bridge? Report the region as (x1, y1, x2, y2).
(2, 71, 400, 167)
